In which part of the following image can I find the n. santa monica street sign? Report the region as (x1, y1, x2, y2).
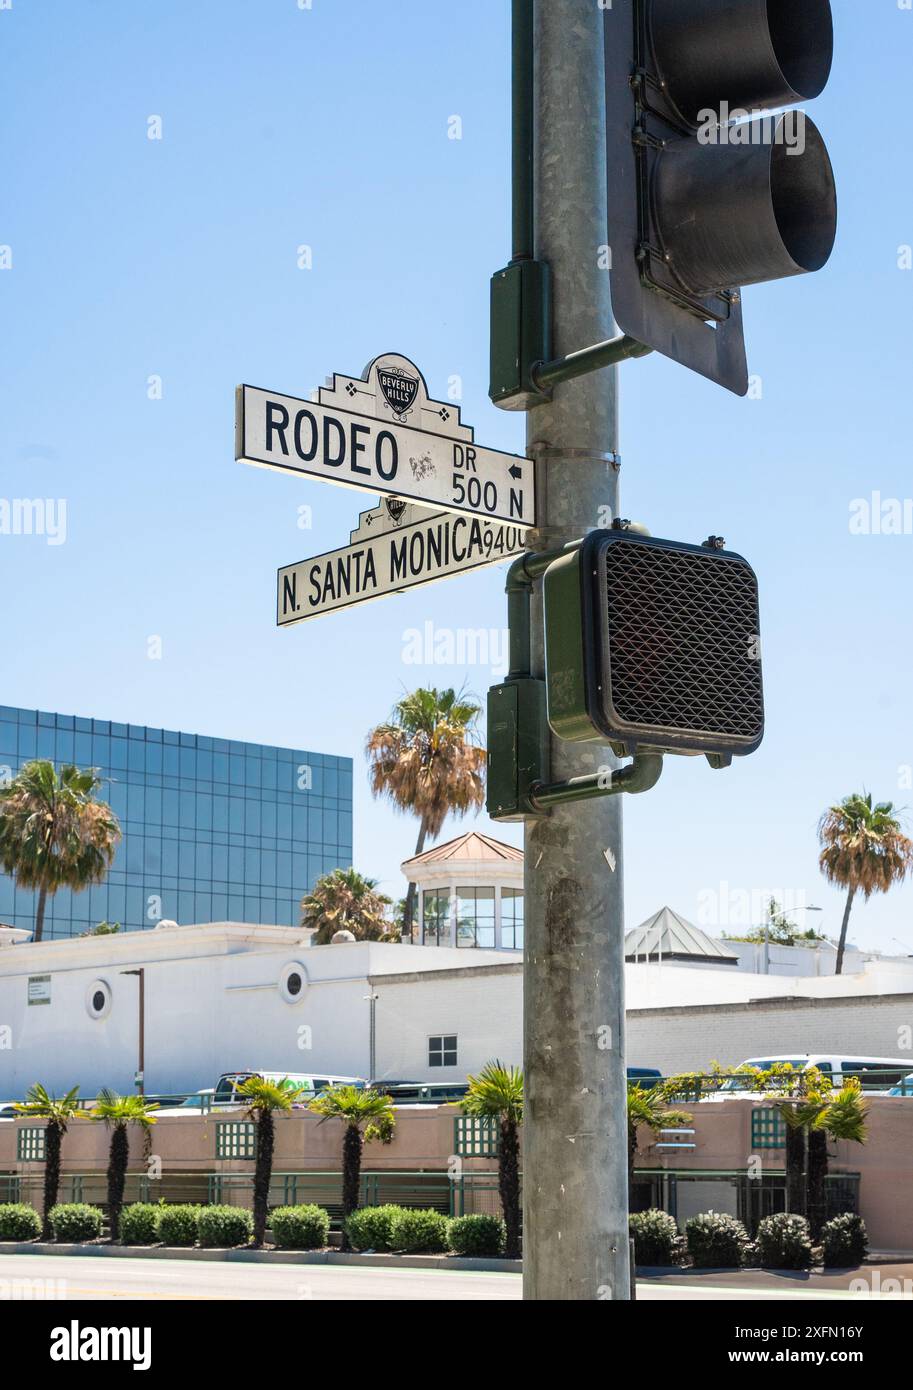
(237, 353, 536, 527)
(277, 497, 527, 625)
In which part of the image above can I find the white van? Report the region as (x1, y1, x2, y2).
(715, 1054, 913, 1095)
(213, 1071, 366, 1106)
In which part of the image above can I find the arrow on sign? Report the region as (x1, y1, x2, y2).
(236, 353, 536, 527)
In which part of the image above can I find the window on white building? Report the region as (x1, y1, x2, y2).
(422, 889, 450, 946)
(456, 885, 495, 949)
(501, 888, 524, 950)
(429, 1034, 458, 1067)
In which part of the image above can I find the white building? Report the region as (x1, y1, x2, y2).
(2, 914, 913, 1100)
(401, 831, 524, 950)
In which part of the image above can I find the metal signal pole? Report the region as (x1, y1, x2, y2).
(521, 0, 630, 1300)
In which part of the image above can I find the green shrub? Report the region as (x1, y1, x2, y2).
(0, 1203, 41, 1241)
(118, 1204, 160, 1246)
(630, 1209, 680, 1267)
(49, 1204, 103, 1243)
(685, 1211, 748, 1269)
(391, 1207, 450, 1254)
(757, 1212, 812, 1270)
(345, 1204, 406, 1252)
(270, 1205, 330, 1250)
(157, 1204, 201, 1247)
(821, 1213, 868, 1268)
(447, 1214, 507, 1258)
(197, 1205, 253, 1248)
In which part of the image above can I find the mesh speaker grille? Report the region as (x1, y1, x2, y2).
(603, 540, 764, 743)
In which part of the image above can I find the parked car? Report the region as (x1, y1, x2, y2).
(710, 1054, 913, 1097)
(213, 1071, 367, 1106)
(627, 1067, 662, 1088)
(0, 1102, 21, 1121)
(371, 1081, 469, 1105)
(155, 1089, 218, 1116)
(887, 1073, 913, 1097)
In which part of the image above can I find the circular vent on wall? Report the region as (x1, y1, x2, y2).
(86, 979, 112, 1020)
(279, 961, 308, 1004)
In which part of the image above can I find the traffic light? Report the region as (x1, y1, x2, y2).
(604, 0, 837, 394)
(543, 531, 764, 762)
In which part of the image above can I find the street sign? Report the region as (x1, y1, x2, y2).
(237, 353, 536, 526)
(27, 974, 51, 1006)
(277, 496, 527, 625)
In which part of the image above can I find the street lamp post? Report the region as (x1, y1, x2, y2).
(761, 906, 822, 975)
(121, 968, 145, 1095)
(364, 992, 379, 1081)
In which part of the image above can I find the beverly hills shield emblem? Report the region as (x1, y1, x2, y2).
(384, 497, 408, 524)
(378, 367, 419, 417)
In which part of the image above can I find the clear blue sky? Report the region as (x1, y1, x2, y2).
(2, 0, 911, 952)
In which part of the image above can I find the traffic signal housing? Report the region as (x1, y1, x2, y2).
(543, 531, 764, 762)
(604, 0, 837, 394)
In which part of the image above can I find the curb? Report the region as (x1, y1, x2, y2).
(0, 1241, 521, 1273)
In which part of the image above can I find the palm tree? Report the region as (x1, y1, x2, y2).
(235, 1077, 307, 1247)
(366, 688, 486, 939)
(308, 1086, 395, 1248)
(628, 1083, 691, 1206)
(460, 1062, 524, 1258)
(14, 1085, 83, 1238)
(300, 868, 393, 944)
(781, 1081, 868, 1239)
(90, 1091, 159, 1242)
(818, 792, 913, 974)
(0, 761, 121, 942)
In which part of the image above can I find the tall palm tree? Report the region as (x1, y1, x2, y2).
(308, 1086, 395, 1248)
(14, 1085, 83, 1238)
(460, 1062, 524, 1258)
(90, 1091, 159, 1242)
(628, 1083, 691, 1206)
(366, 688, 486, 939)
(818, 792, 913, 974)
(235, 1077, 307, 1247)
(781, 1080, 868, 1239)
(300, 868, 393, 944)
(0, 761, 121, 942)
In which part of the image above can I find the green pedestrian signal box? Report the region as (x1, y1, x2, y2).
(544, 531, 764, 761)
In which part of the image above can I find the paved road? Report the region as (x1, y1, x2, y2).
(0, 1254, 520, 1301)
(0, 1255, 907, 1301)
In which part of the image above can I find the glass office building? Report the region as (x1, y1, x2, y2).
(0, 705, 353, 939)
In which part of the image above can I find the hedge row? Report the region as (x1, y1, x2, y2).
(630, 1207, 869, 1270)
(0, 1202, 508, 1256)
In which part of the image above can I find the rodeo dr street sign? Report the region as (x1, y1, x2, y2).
(236, 353, 536, 527)
(277, 496, 527, 625)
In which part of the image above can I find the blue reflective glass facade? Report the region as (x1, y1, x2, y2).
(0, 705, 353, 939)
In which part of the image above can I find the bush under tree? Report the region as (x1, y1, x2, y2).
(345, 1204, 406, 1252)
(270, 1205, 330, 1250)
(757, 1212, 813, 1270)
(49, 1204, 103, 1242)
(0, 1203, 42, 1241)
(821, 1212, 868, 1268)
(447, 1214, 507, 1258)
(118, 1204, 160, 1246)
(157, 1204, 201, 1247)
(197, 1205, 253, 1248)
(630, 1209, 680, 1266)
(390, 1207, 450, 1253)
(685, 1211, 748, 1268)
